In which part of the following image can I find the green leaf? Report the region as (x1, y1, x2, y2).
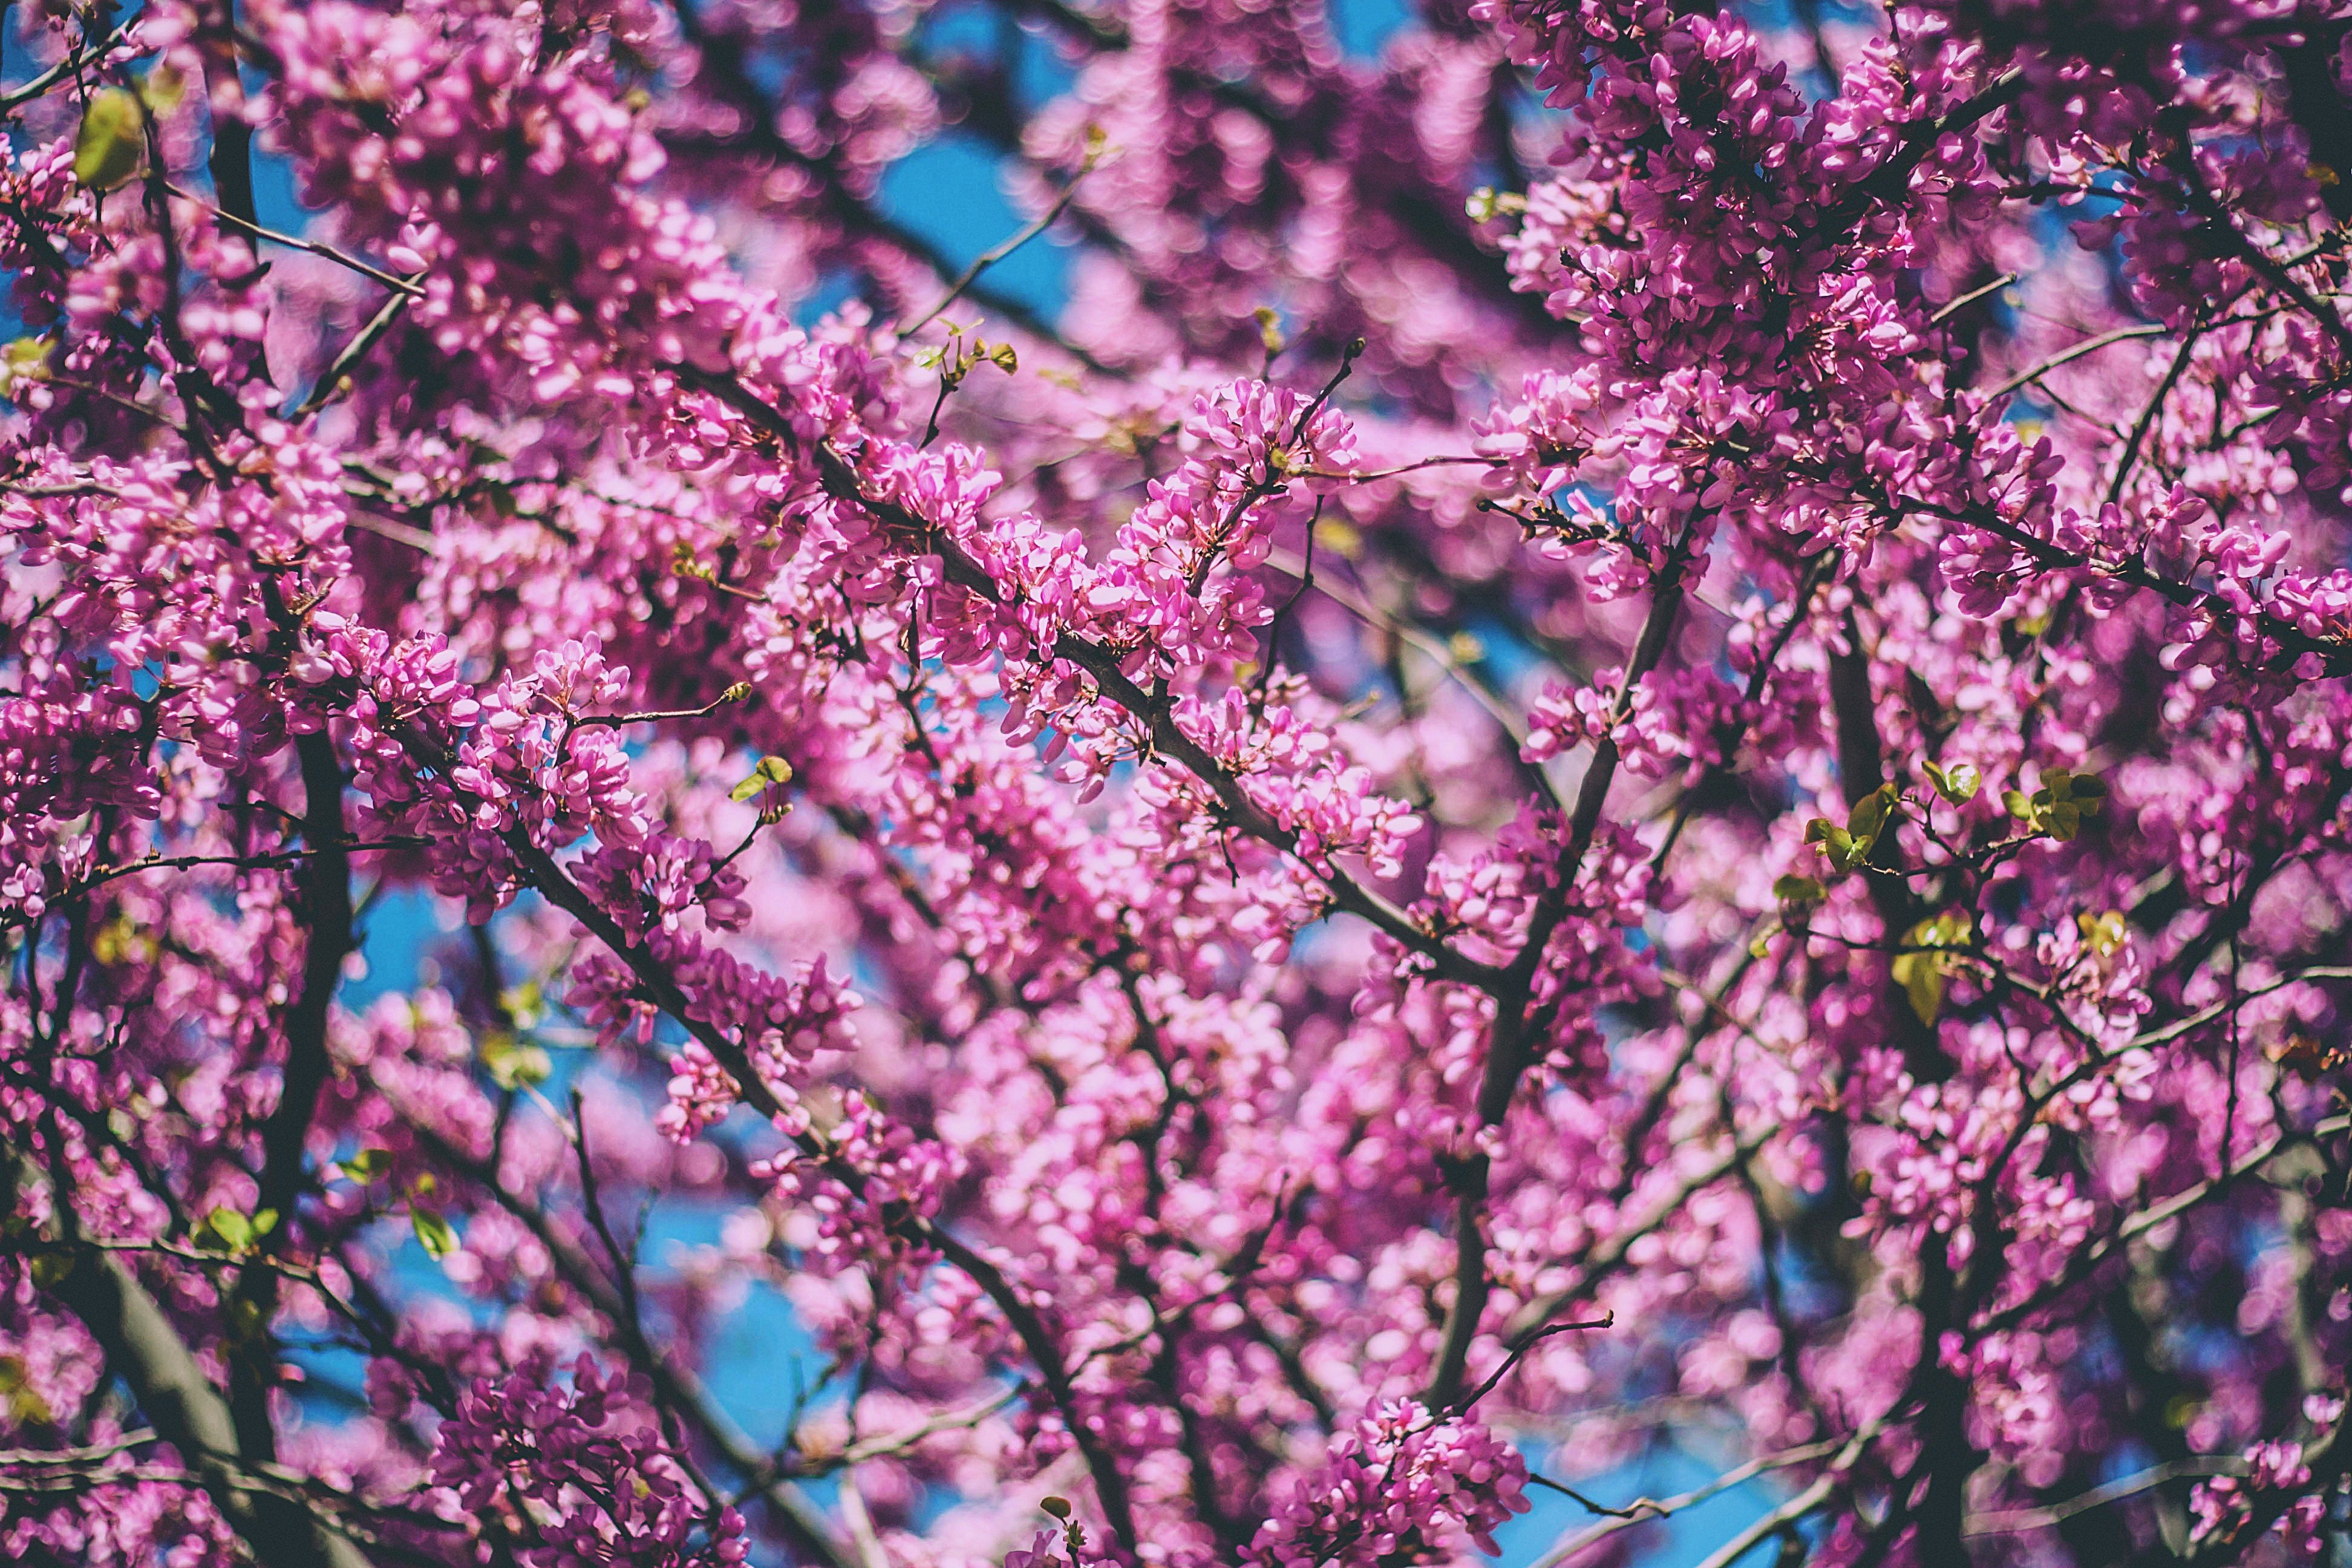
(411, 1207, 459, 1261)
(1812, 783, 1903, 872)
(1821, 826, 1860, 871)
(2010, 768, 2109, 839)
(0, 336, 48, 399)
(1253, 305, 1287, 357)
(1849, 783, 1896, 847)
(341, 1148, 391, 1183)
(1922, 760, 1981, 805)
(137, 65, 188, 117)
(74, 88, 145, 192)
(1890, 950, 1946, 1025)
(2077, 910, 2128, 956)
(482, 1032, 552, 1091)
(1773, 874, 1826, 907)
(0, 1354, 54, 1424)
(731, 754, 794, 802)
(1906, 910, 1973, 950)
(501, 980, 544, 1029)
(196, 1207, 255, 1253)
(1890, 912, 1971, 1025)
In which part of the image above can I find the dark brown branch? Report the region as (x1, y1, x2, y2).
(686, 368, 1501, 991)
(1900, 493, 2352, 676)
(381, 720, 1145, 1559)
(394, 1117, 855, 1568)
(195, 0, 257, 237)
(227, 734, 356, 1462)
(1424, 543, 1695, 1408)
(8, 1153, 373, 1568)
(1824, 610, 1943, 1080)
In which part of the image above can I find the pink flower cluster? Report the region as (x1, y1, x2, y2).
(431, 1353, 750, 1567)
(7, 0, 2352, 1563)
(1246, 1403, 1530, 1568)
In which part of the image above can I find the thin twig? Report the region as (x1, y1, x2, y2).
(1931, 272, 2018, 324)
(0, 21, 134, 114)
(165, 183, 423, 297)
(900, 139, 1106, 338)
(1449, 1315, 1612, 1416)
(1963, 1457, 2252, 1535)
(294, 281, 421, 419)
(1526, 1436, 1852, 1568)
(1983, 323, 2170, 399)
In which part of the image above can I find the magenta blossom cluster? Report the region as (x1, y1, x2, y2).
(432, 1353, 751, 1568)
(6, 0, 2352, 1565)
(1246, 1403, 1531, 1568)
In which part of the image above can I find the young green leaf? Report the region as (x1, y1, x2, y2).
(1773, 874, 1826, 907)
(341, 1148, 391, 1183)
(1922, 759, 1981, 805)
(1889, 912, 1973, 1025)
(1808, 783, 1904, 872)
(1822, 826, 1860, 871)
(482, 1032, 553, 1090)
(0, 1353, 56, 1423)
(411, 1206, 459, 1260)
(2076, 910, 2128, 956)
(2014, 769, 2109, 840)
(731, 754, 795, 802)
(1253, 305, 1287, 358)
(1890, 949, 1945, 1025)
(196, 1207, 253, 1253)
(0, 336, 48, 399)
(1848, 783, 1896, 846)
(74, 89, 145, 192)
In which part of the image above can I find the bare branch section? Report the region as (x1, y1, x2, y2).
(7, 1152, 374, 1568)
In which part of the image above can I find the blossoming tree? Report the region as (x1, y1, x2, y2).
(5, 0, 2352, 1563)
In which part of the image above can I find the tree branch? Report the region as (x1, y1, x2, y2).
(8, 1152, 374, 1568)
(382, 719, 1145, 1558)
